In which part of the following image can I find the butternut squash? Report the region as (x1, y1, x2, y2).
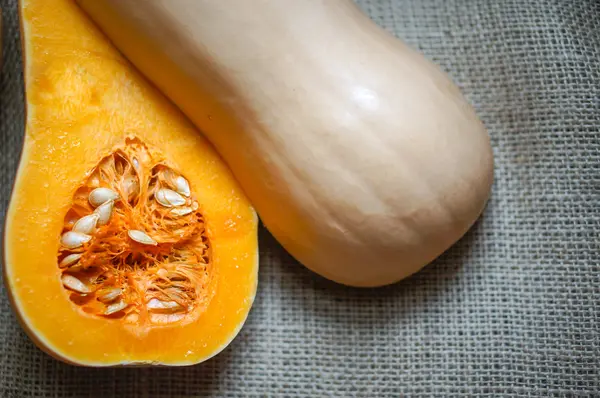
(77, 0, 494, 287)
(3, 0, 258, 366)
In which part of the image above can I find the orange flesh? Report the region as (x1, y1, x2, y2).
(4, 0, 258, 366)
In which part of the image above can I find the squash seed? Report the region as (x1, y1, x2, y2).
(59, 253, 82, 268)
(154, 188, 186, 207)
(67, 264, 84, 272)
(191, 201, 199, 211)
(122, 176, 139, 200)
(128, 229, 158, 246)
(156, 268, 168, 278)
(150, 313, 185, 325)
(89, 187, 119, 207)
(174, 176, 190, 197)
(72, 213, 99, 235)
(61, 274, 91, 293)
(61, 231, 92, 249)
(97, 287, 122, 303)
(89, 174, 101, 187)
(147, 298, 184, 313)
(104, 300, 128, 315)
(94, 199, 114, 226)
(170, 207, 193, 217)
(167, 272, 187, 281)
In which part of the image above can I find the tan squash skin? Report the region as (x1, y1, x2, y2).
(77, 0, 494, 287)
(4, 0, 258, 366)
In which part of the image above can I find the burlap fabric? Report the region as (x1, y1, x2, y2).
(1, 0, 598, 396)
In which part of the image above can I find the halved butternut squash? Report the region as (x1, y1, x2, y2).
(3, 0, 258, 366)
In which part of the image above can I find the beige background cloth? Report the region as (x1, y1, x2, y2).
(0, 0, 598, 396)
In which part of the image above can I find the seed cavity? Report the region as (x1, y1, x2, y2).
(57, 139, 212, 327)
(62, 274, 91, 293)
(61, 231, 92, 249)
(89, 187, 119, 207)
(155, 188, 186, 207)
(128, 230, 158, 246)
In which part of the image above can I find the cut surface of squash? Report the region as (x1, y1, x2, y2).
(3, 0, 258, 366)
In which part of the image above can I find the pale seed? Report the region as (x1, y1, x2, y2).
(72, 213, 99, 235)
(97, 288, 122, 303)
(154, 188, 186, 207)
(128, 230, 157, 246)
(89, 187, 119, 207)
(167, 273, 187, 282)
(147, 298, 183, 313)
(94, 200, 114, 226)
(174, 176, 190, 197)
(59, 253, 82, 268)
(156, 268, 168, 278)
(104, 300, 128, 315)
(61, 274, 91, 293)
(61, 231, 92, 249)
(67, 264, 84, 272)
(150, 313, 185, 325)
(89, 174, 101, 187)
(164, 288, 187, 301)
(191, 201, 199, 211)
(122, 176, 139, 200)
(169, 207, 193, 217)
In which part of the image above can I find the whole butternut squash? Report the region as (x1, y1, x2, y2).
(77, 0, 494, 287)
(4, 0, 258, 366)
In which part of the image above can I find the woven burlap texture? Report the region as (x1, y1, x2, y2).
(1, 0, 599, 397)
